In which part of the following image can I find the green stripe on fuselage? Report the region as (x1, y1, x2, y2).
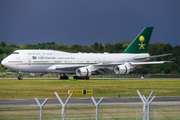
(10, 63, 99, 65)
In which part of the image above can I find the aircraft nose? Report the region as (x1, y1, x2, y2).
(1, 58, 7, 67)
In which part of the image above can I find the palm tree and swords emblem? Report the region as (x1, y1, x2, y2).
(138, 36, 145, 49)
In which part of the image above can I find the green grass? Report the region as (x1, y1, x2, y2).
(0, 79, 180, 99)
(1, 105, 180, 120)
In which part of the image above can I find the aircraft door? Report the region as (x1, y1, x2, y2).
(98, 59, 101, 64)
(28, 58, 31, 65)
(39, 50, 46, 71)
(39, 50, 44, 58)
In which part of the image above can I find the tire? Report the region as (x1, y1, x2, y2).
(18, 76, 23, 80)
(60, 76, 69, 80)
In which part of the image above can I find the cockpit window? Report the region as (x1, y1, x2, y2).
(12, 52, 19, 54)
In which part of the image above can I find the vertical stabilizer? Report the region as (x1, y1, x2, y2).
(123, 27, 153, 53)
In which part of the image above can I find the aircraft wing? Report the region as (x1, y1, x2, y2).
(53, 60, 171, 71)
(90, 60, 171, 67)
(55, 65, 86, 71)
(48, 60, 171, 76)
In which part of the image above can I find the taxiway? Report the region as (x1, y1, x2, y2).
(1, 97, 180, 107)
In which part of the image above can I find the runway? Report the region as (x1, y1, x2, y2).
(1, 97, 180, 107)
(1, 78, 180, 80)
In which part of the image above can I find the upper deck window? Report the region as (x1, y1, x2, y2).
(12, 52, 19, 54)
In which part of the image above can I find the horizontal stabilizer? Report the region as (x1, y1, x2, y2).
(170, 56, 179, 62)
(130, 61, 171, 65)
(134, 53, 172, 60)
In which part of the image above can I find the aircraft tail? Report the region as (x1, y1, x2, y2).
(123, 27, 153, 53)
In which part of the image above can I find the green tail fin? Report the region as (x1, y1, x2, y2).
(123, 27, 153, 53)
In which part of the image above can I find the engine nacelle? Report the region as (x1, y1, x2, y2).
(114, 65, 130, 74)
(76, 67, 92, 77)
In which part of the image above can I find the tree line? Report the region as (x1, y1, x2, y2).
(0, 41, 180, 74)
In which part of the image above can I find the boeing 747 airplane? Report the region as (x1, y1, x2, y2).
(1, 27, 171, 80)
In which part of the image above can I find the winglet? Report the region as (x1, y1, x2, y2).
(123, 27, 153, 53)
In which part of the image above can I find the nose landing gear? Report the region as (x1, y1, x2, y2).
(18, 72, 23, 80)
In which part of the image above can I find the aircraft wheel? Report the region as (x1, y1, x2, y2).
(60, 76, 69, 80)
(18, 76, 23, 80)
(73, 76, 90, 80)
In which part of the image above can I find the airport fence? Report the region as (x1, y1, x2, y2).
(1, 105, 180, 120)
(1, 91, 180, 120)
(0, 72, 180, 78)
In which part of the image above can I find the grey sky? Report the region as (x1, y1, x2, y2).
(0, 0, 180, 46)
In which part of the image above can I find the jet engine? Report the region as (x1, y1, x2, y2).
(114, 65, 130, 74)
(76, 67, 92, 77)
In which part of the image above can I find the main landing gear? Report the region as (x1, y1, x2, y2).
(18, 72, 23, 80)
(60, 74, 69, 80)
(73, 76, 89, 80)
(59, 74, 90, 80)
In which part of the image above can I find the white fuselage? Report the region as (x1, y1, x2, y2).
(1, 50, 150, 74)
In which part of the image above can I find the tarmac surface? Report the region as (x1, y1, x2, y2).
(1, 78, 180, 80)
(1, 97, 180, 107)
